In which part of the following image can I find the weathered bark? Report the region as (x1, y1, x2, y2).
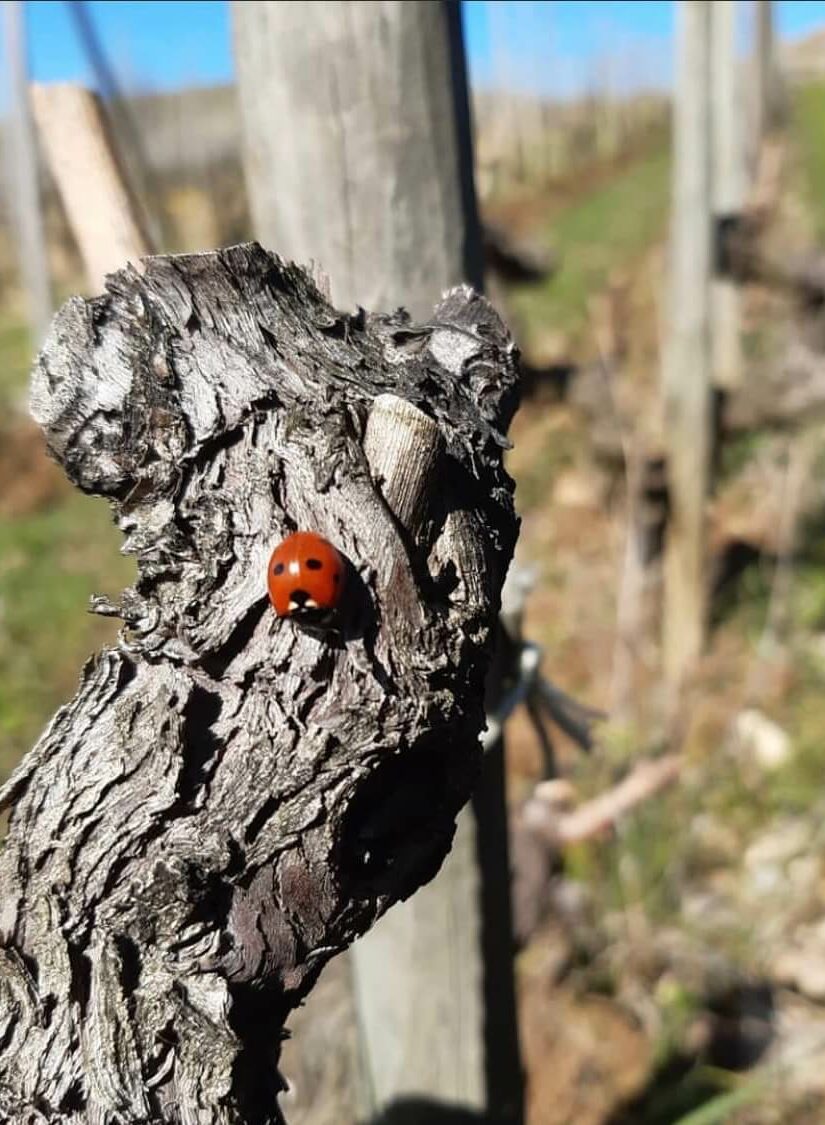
(0, 243, 519, 1124)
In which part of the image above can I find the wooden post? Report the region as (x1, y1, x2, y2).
(67, 0, 166, 253)
(663, 1, 713, 692)
(3, 0, 51, 342)
(711, 0, 745, 391)
(234, 3, 523, 1122)
(30, 83, 153, 293)
(754, 0, 778, 145)
(233, 0, 482, 321)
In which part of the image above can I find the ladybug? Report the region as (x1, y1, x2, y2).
(267, 531, 347, 626)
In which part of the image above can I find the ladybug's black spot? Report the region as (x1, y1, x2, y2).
(273, 562, 285, 576)
(306, 558, 323, 570)
(333, 573, 340, 583)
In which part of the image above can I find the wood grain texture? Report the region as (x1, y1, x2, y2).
(233, 0, 483, 320)
(0, 243, 519, 1124)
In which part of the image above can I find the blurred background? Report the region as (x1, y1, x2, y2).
(5, 1, 825, 1123)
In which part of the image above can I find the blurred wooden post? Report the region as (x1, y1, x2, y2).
(663, 1, 713, 692)
(30, 84, 153, 293)
(711, 0, 745, 391)
(234, 3, 523, 1123)
(754, 0, 778, 145)
(234, 0, 482, 320)
(3, 0, 51, 342)
(67, 0, 165, 253)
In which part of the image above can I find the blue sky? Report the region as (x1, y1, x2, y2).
(20, 1, 825, 98)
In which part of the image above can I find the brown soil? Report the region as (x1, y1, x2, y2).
(0, 420, 67, 517)
(518, 929, 651, 1125)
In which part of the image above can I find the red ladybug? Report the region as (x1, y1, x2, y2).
(267, 531, 346, 624)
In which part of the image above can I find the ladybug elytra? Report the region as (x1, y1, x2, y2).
(267, 531, 346, 625)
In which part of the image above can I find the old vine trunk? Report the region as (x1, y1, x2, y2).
(0, 244, 519, 1124)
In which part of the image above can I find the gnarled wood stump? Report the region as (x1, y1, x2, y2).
(0, 244, 519, 1124)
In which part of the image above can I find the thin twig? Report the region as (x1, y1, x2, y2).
(522, 753, 682, 846)
(590, 310, 651, 722)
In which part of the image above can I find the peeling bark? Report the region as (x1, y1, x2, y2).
(0, 244, 519, 1124)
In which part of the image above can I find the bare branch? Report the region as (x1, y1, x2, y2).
(363, 394, 445, 541)
(0, 244, 519, 1124)
(522, 755, 683, 846)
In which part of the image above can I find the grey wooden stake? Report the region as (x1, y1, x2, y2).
(3, 0, 52, 342)
(234, 3, 523, 1122)
(754, 0, 778, 147)
(663, 0, 713, 692)
(0, 245, 519, 1124)
(711, 0, 745, 391)
(233, 0, 483, 321)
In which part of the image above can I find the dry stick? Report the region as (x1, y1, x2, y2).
(30, 82, 153, 292)
(0, 247, 519, 1124)
(588, 311, 647, 724)
(522, 754, 682, 846)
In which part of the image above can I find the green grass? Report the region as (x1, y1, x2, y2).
(793, 81, 825, 238)
(0, 317, 32, 414)
(507, 144, 671, 349)
(654, 1070, 768, 1125)
(716, 430, 768, 485)
(570, 784, 687, 928)
(0, 312, 133, 778)
(509, 420, 580, 514)
(0, 486, 132, 778)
